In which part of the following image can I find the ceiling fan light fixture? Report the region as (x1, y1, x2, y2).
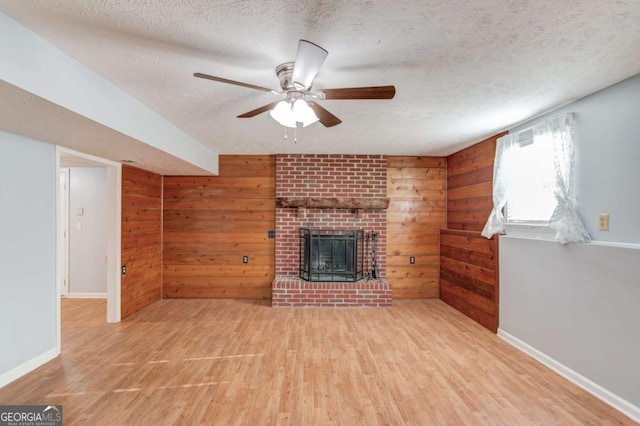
(270, 100, 296, 128)
(270, 99, 318, 128)
(293, 99, 319, 127)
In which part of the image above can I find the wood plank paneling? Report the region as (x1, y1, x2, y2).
(163, 155, 275, 299)
(446, 133, 505, 231)
(440, 229, 498, 332)
(441, 134, 503, 332)
(121, 165, 163, 319)
(387, 156, 447, 299)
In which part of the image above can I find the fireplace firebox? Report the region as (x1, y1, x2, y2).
(299, 228, 365, 282)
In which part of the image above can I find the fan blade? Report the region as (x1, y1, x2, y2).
(291, 40, 328, 90)
(194, 72, 274, 92)
(321, 86, 396, 100)
(308, 102, 342, 127)
(237, 101, 280, 118)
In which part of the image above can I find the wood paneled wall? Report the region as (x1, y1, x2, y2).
(440, 229, 498, 331)
(387, 157, 447, 298)
(447, 133, 504, 231)
(163, 156, 275, 299)
(121, 165, 163, 319)
(441, 135, 504, 331)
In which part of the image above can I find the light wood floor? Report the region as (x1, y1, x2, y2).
(0, 299, 635, 425)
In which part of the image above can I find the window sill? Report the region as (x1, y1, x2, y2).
(504, 223, 556, 241)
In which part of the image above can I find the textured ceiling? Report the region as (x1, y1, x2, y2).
(1, 0, 639, 159)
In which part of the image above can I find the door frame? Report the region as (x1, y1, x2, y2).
(59, 168, 70, 298)
(55, 147, 122, 350)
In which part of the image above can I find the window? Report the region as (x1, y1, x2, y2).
(481, 113, 591, 244)
(504, 130, 557, 224)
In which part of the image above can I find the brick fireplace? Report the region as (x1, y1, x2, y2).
(272, 154, 391, 307)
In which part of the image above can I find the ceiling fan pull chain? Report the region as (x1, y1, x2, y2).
(294, 126, 298, 144)
(283, 127, 288, 141)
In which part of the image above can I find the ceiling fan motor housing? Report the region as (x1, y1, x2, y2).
(275, 62, 295, 91)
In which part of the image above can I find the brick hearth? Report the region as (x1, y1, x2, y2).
(272, 277, 391, 308)
(273, 154, 390, 307)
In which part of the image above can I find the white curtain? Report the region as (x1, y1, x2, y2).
(539, 113, 591, 243)
(481, 112, 591, 244)
(480, 133, 519, 238)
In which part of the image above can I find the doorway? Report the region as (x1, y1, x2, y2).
(56, 146, 121, 351)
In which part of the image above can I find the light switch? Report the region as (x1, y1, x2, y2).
(76, 222, 82, 231)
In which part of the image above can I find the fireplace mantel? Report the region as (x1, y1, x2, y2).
(276, 197, 390, 210)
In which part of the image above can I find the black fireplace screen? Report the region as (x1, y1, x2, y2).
(299, 228, 364, 282)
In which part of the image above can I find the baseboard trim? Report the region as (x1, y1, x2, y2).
(498, 328, 640, 423)
(67, 292, 107, 299)
(0, 347, 59, 388)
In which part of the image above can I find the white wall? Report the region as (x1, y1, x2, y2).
(69, 167, 108, 295)
(0, 130, 58, 386)
(500, 73, 640, 420)
(500, 238, 640, 412)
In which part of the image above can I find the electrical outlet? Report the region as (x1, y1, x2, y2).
(121, 264, 126, 275)
(598, 214, 609, 231)
(243, 256, 249, 264)
(268, 230, 275, 238)
(410, 256, 415, 264)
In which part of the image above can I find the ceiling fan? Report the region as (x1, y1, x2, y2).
(194, 39, 395, 128)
